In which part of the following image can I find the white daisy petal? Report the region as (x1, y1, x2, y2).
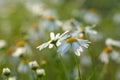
(75, 49, 81, 56)
(110, 51, 119, 61)
(58, 43, 70, 55)
(50, 32, 55, 40)
(78, 47, 83, 52)
(72, 42, 81, 53)
(56, 41, 61, 47)
(82, 44, 89, 48)
(112, 41, 120, 47)
(37, 42, 50, 51)
(55, 33, 60, 40)
(59, 31, 69, 38)
(86, 29, 97, 35)
(99, 53, 109, 64)
(59, 35, 70, 41)
(49, 44, 54, 48)
(78, 39, 90, 48)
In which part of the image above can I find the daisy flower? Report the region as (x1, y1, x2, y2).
(83, 9, 101, 24)
(73, 25, 97, 39)
(25, 1, 45, 16)
(12, 41, 32, 58)
(0, 39, 7, 49)
(113, 13, 120, 24)
(79, 25, 97, 35)
(99, 47, 119, 64)
(80, 53, 92, 67)
(41, 16, 62, 31)
(37, 31, 70, 51)
(36, 68, 45, 77)
(8, 76, 16, 80)
(106, 38, 120, 47)
(42, 9, 58, 18)
(28, 61, 39, 71)
(28, 23, 45, 44)
(62, 19, 82, 31)
(17, 60, 29, 73)
(58, 37, 90, 56)
(2, 68, 11, 77)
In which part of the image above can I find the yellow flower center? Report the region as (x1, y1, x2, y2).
(21, 60, 29, 64)
(32, 23, 39, 30)
(103, 47, 113, 54)
(17, 41, 26, 47)
(47, 16, 55, 21)
(80, 27, 86, 31)
(90, 8, 98, 13)
(7, 48, 14, 55)
(66, 38, 78, 43)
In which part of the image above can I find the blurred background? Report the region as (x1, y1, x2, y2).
(0, 0, 120, 80)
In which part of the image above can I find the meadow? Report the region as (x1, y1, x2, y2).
(0, 0, 120, 80)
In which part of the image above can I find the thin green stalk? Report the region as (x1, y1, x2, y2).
(74, 55, 82, 80)
(99, 64, 108, 80)
(31, 71, 37, 80)
(37, 77, 43, 80)
(54, 45, 70, 80)
(6, 77, 9, 80)
(58, 54, 70, 80)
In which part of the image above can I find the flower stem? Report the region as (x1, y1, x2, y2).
(6, 77, 8, 80)
(37, 77, 43, 80)
(74, 55, 82, 80)
(58, 54, 70, 80)
(54, 45, 70, 80)
(99, 64, 108, 79)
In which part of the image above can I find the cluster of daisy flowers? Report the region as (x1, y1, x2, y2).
(36, 30, 91, 56)
(99, 38, 120, 64)
(1, 61, 45, 80)
(1, 0, 120, 80)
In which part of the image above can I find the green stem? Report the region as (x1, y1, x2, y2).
(58, 54, 70, 80)
(74, 55, 82, 80)
(6, 77, 9, 80)
(31, 71, 37, 80)
(54, 45, 70, 80)
(37, 77, 43, 80)
(99, 64, 108, 79)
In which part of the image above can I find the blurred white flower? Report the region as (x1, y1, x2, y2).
(72, 25, 97, 39)
(58, 37, 90, 56)
(87, 32, 103, 42)
(62, 19, 82, 31)
(2, 68, 11, 77)
(41, 16, 61, 31)
(36, 68, 45, 77)
(116, 69, 120, 80)
(28, 61, 39, 71)
(83, 9, 101, 24)
(106, 38, 120, 47)
(0, 39, 7, 49)
(113, 13, 120, 24)
(37, 31, 69, 51)
(25, 1, 44, 16)
(8, 76, 16, 80)
(17, 61, 29, 73)
(99, 51, 109, 64)
(80, 53, 92, 66)
(99, 47, 119, 64)
(42, 9, 58, 18)
(49, 0, 64, 5)
(79, 25, 97, 35)
(12, 41, 32, 58)
(28, 24, 45, 44)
